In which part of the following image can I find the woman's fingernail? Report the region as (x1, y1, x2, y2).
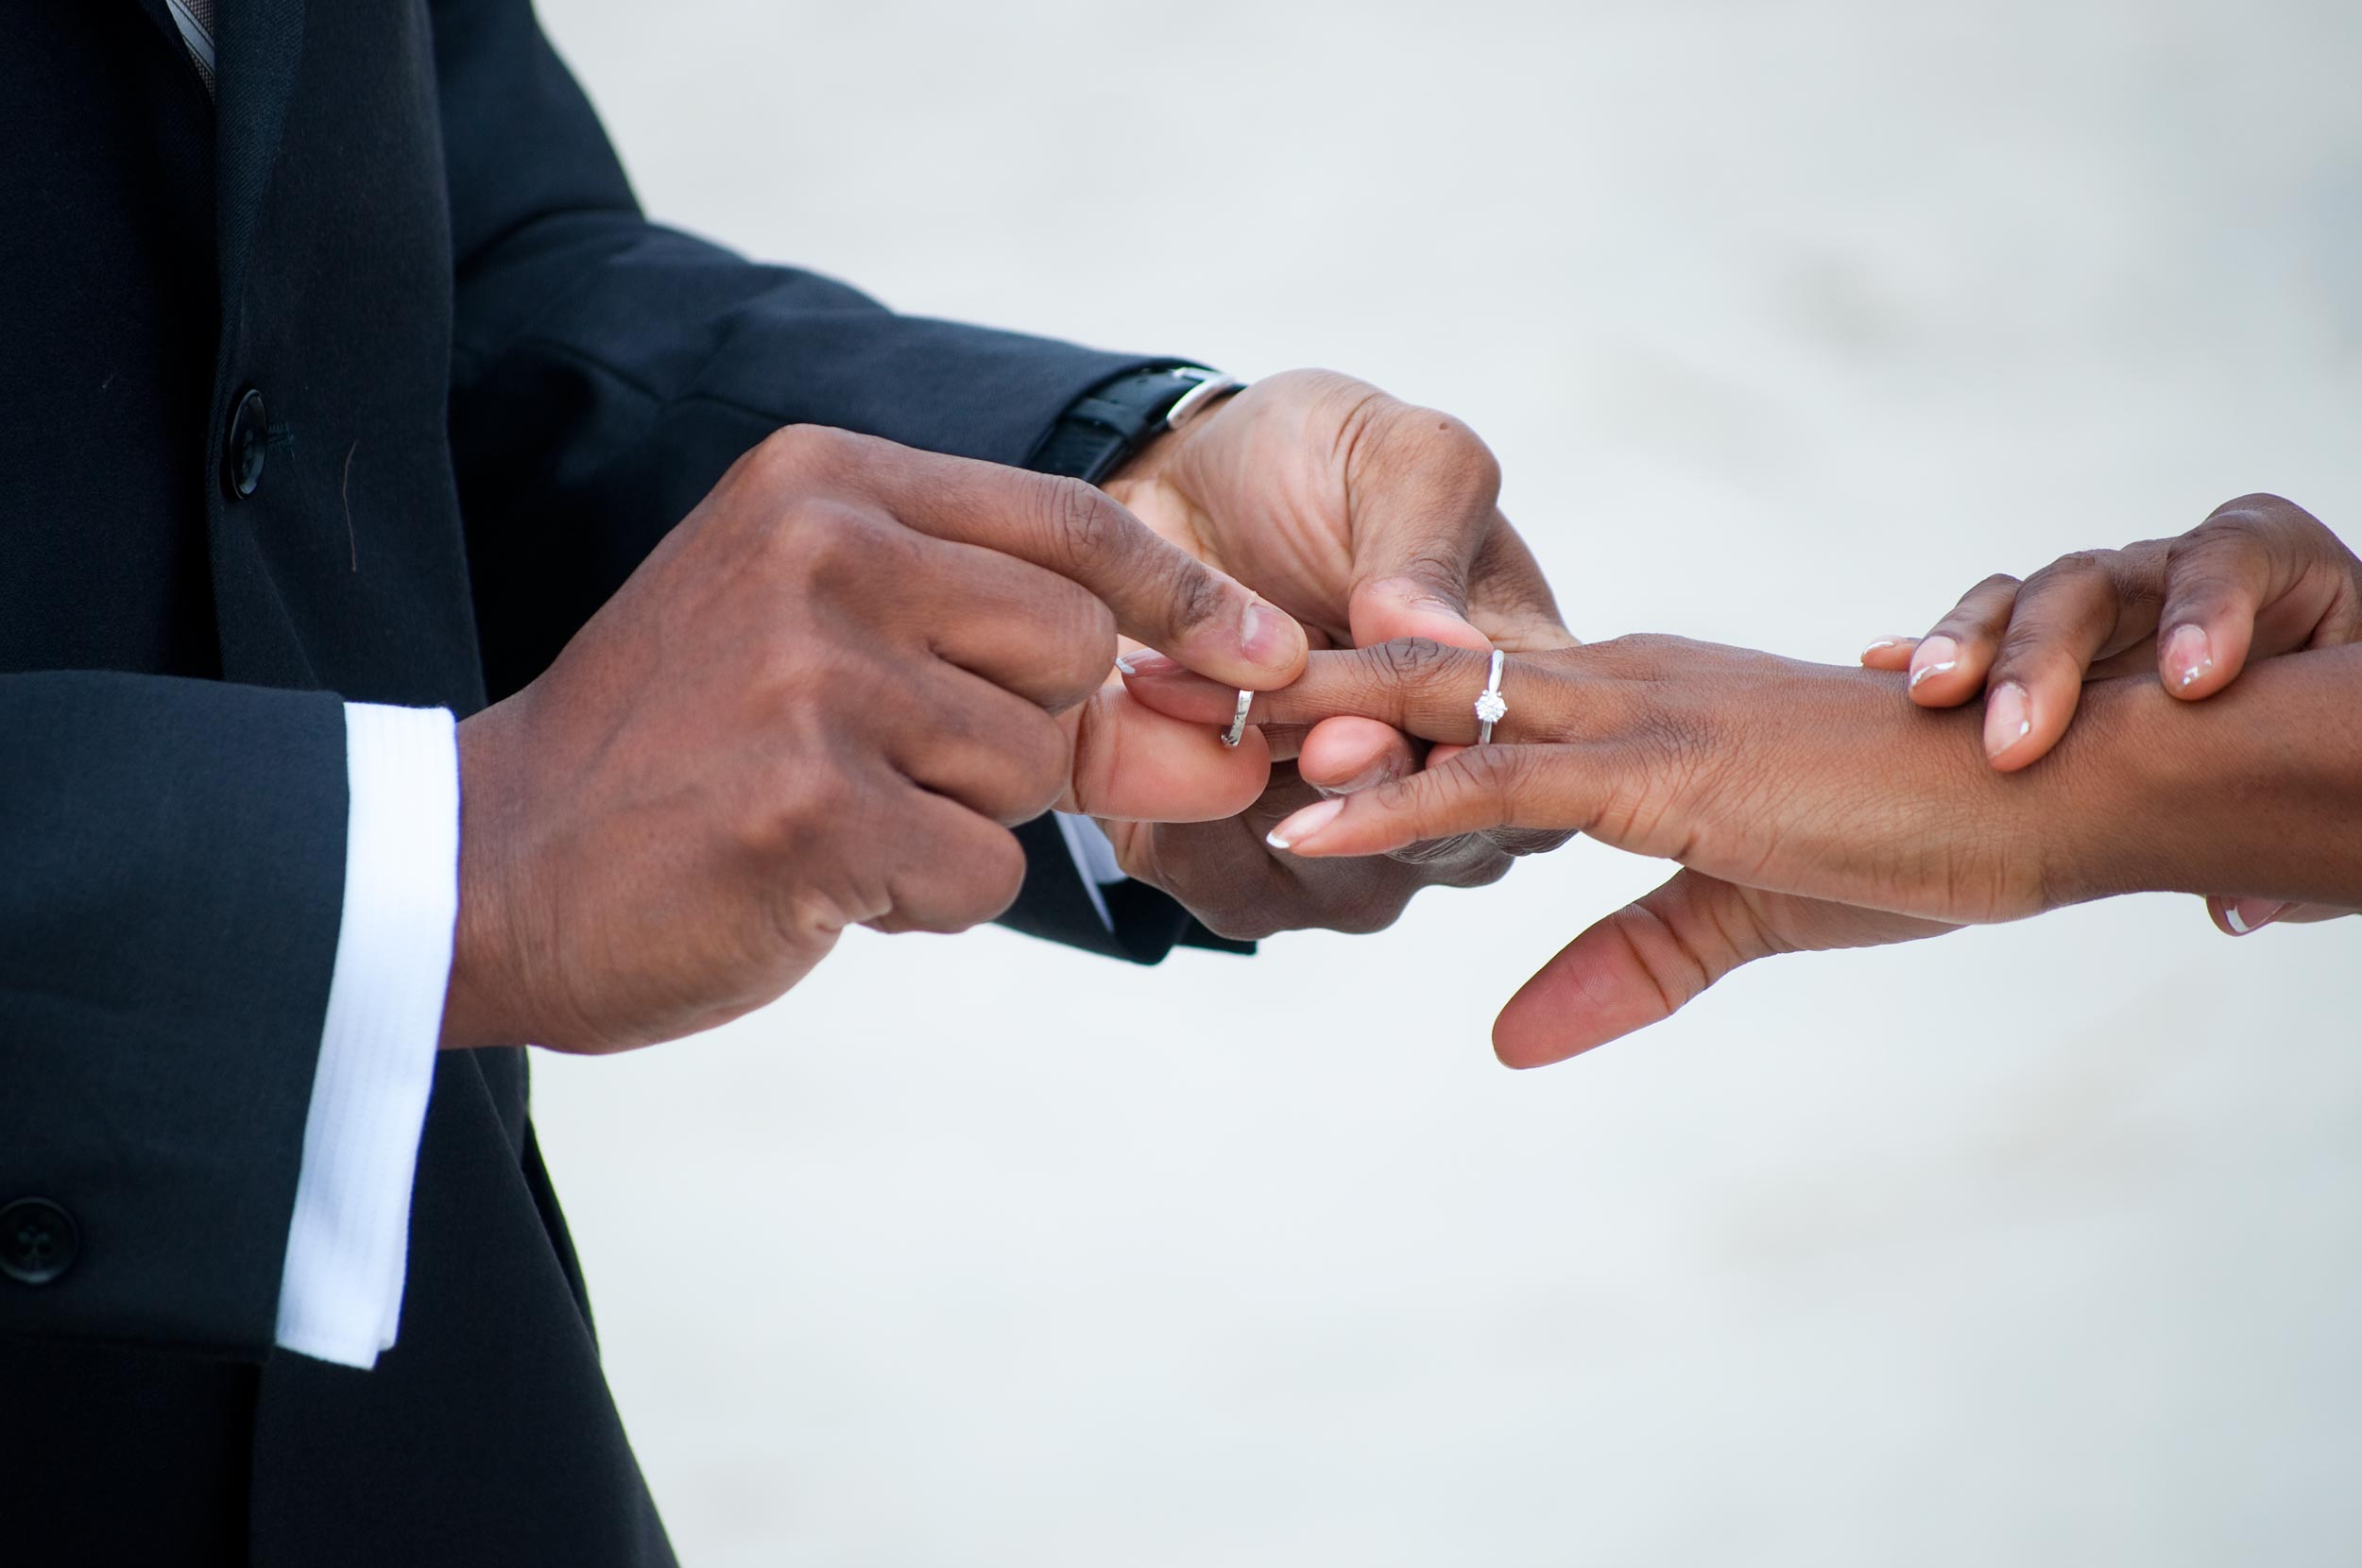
(1861, 636, 1918, 660)
(1115, 649, 1181, 678)
(1266, 796, 1344, 851)
(1908, 635, 1961, 690)
(2164, 623, 2215, 690)
(2222, 895, 2291, 936)
(1982, 681, 2033, 761)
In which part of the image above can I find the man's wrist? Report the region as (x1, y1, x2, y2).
(440, 703, 525, 1050)
(1026, 365, 1237, 486)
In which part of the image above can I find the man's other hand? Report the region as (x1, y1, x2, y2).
(439, 426, 1305, 1054)
(1080, 369, 1574, 939)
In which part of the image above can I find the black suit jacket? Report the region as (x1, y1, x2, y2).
(0, 2, 1220, 1560)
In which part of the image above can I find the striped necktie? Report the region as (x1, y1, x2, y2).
(164, 0, 218, 99)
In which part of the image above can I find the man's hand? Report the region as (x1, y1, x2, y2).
(1104, 370, 1567, 655)
(439, 426, 1305, 1054)
(1079, 369, 1575, 939)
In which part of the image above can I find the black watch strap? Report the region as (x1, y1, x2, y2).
(1025, 365, 1235, 484)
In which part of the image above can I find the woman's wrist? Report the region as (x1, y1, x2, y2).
(2040, 644, 2362, 908)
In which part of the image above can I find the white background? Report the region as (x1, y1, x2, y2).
(527, 2, 2362, 1561)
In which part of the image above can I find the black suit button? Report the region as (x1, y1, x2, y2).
(221, 385, 268, 500)
(0, 1199, 78, 1286)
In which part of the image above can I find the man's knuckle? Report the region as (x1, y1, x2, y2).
(757, 422, 853, 478)
(1007, 716, 1072, 814)
(1469, 851, 1519, 889)
(779, 632, 869, 713)
(1392, 539, 1473, 599)
(1196, 903, 1283, 943)
(1041, 477, 1124, 572)
(965, 830, 1029, 920)
(808, 748, 874, 820)
(1405, 408, 1504, 497)
(1327, 384, 1391, 471)
(1020, 576, 1115, 680)
(751, 424, 814, 474)
(1495, 827, 1576, 858)
(751, 755, 858, 862)
(1330, 888, 1414, 935)
(771, 498, 889, 583)
(1160, 557, 1233, 638)
(1057, 636, 1119, 705)
(1443, 848, 1516, 891)
(2206, 491, 2298, 528)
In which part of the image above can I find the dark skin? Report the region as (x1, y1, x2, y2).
(1087, 368, 1575, 941)
(441, 425, 1306, 1054)
(1124, 629, 2362, 1068)
(1861, 492, 2362, 934)
(441, 369, 1577, 1051)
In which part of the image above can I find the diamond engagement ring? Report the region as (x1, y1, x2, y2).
(1220, 687, 1254, 748)
(1474, 649, 1508, 743)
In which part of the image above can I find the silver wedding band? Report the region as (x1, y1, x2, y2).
(1220, 688, 1254, 748)
(1474, 649, 1508, 744)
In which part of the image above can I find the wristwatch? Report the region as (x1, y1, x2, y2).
(1025, 365, 1241, 484)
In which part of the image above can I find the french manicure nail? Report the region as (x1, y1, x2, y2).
(2222, 896, 2290, 936)
(2164, 623, 2215, 690)
(1266, 796, 1344, 851)
(1908, 635, 1960, 690)
(1982, 681, 2032, 760)
(1115, 649, 1181, 678)
(1861, 636, 1917, 659)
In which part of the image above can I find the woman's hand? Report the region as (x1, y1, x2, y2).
(1860, 493, 2362, 934)
(1125, 638, 2029, 1064)
(1123, 636, 2362, 1065)
(1139, 638, 2080, 922)
(1863, 493, 2360, 764)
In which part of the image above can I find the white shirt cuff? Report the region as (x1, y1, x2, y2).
(273, 703, 458, 1369)
(1053, 812, 1126, 933)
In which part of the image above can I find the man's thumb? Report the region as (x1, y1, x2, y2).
(1348, 573, 1489, 654)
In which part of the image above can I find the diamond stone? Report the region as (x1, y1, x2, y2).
(1474, 690, 1508, 724)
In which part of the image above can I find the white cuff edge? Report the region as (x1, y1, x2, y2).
(273, 703, 458, 1369)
